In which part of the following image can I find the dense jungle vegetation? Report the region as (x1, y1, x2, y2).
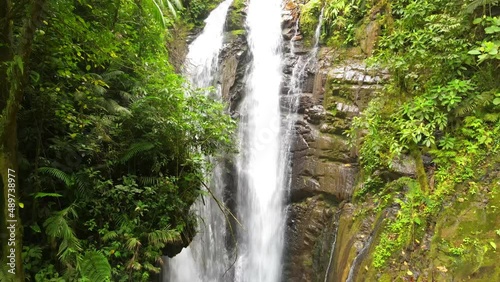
(0, 0, 234, 281)
(1, 0, 500, 281)
(299, 0, 500, 278)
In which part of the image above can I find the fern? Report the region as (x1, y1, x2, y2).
(147, 229, 180, 248)
(80, 251, 111, 282)
(126, 237, 141, 251)
(101, 70, 124, 83)
(455, 91, 493, 116)
(120, 141, 155, 163)
(44, 205, 82, 265)
(139, 176, 162, 186)
(33, 192, 63, 199)
(484, 113, 500, 122)
(38, 167, 72, 187)
(74, 176, 88, 199)
(102, 231, 118, 242)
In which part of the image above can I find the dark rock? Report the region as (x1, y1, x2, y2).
(305, 105, 329, 125)
(297, 93, 313, 114)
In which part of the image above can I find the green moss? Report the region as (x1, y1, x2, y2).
(299, 0, 322, 47)
(230, 29, 246, 36)
(226, 0, 246, 31)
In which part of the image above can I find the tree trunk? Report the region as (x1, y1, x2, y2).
(0, 0, 46, 280)
(411, 145, 429, 193)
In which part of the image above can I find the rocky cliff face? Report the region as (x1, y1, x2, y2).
(279, 1, 390, 280)
(280, 1, 500, 282)
(214, 1, 500, 281)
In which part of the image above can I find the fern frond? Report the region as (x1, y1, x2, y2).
(44, 206, 82, 265)
(484, 113, 500, 122)
(38, 167, 73, 187)
(101, 70, 124, 83)
(80, 251, 111, 282)
(102, 231, 118, 242)
(103, 99, 132, 117)
(120, 141, 155, 163)
(126, 237, 141, 251)
(147, 229, 179, 248)
(455, 91, 493, 116)
(139, 176, 162, 186)
(74, 177, 88, 199)
(33, 192, 63, 199)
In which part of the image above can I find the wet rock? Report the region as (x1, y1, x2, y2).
(219, 30, 250, 112)
(305, 105, 328, 125)
(282, 27, 295, 40)
(298, 93, 313, 113)
(335, 102, 359, 118)
(283, 197, 338, 281)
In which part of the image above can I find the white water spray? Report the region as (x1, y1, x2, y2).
(234, 0, 285, 281)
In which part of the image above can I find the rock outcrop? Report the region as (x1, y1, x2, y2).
(280, 1, 390, 281)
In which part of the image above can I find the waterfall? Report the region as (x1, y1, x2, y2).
(234, 0, 285, 281)
(165, 1, 233, 281)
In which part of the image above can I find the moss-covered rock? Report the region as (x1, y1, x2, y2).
(299, 0, 322, 47)
(225, 0, 246, 32)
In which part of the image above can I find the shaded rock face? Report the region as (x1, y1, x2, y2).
(283, 196, 338, 281)
(280, 1, 390, 281)
(219, 0, 250, 115)
(217, 0, 250, 258)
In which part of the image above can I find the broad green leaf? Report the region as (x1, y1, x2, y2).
(467, 49, 481, 55)
(485, 25, 500, 34)
(489, 241, 497, 250)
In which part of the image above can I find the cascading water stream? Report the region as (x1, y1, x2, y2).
(234, 0, 285, 281)
(289, 5, 324, 95)
(165, 1, 233, 281)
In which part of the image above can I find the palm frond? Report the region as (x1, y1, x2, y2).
(147, 0, 167, 27)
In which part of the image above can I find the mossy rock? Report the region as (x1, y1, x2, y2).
(225, 0, 246, 31)
(299, 0, 322, 47)
(429, 181, 500, 281)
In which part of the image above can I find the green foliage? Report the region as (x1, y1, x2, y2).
(12, 0, 235, 280)
(80, 251, 111, 282)
(372, 178, 427, 268)
(345, 0, 500, 273)
(299, 0, 323, 45)
(468, 16, 500, 63)
(180, 0, 223, 27)
(321, 0, 368, 46)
